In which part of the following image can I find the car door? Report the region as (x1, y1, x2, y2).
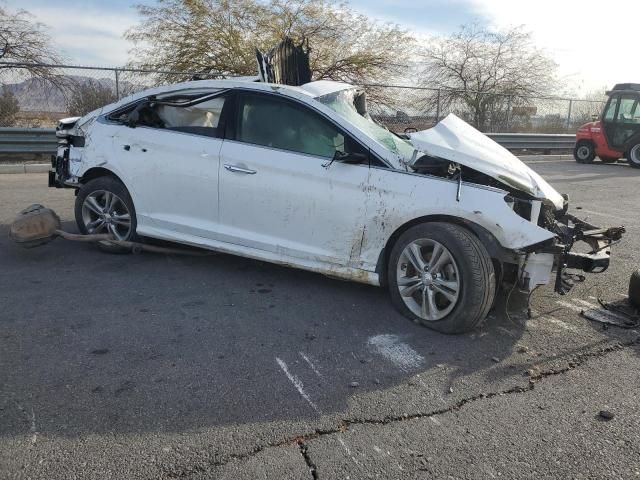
(609, 95, 640, 151)
(111, 92, 232, 239)
(217, 91, 370, 267)
(602, 94, 640, 151)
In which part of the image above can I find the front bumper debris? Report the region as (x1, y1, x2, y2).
(552, 214, 625, 294)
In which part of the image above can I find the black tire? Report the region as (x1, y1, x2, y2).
(574, 141, 595, 164)
(387, 222, 496, 334)
(75, 176, 139, 252)
(629, 270, 640, 309)
(626, 143, 640, 169)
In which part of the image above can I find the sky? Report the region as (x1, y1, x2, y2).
(4, 0, 640, 95)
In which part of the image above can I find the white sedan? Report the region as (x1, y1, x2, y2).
(49, 79, 621, 333)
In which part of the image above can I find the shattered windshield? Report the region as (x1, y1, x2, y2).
(317, 89, 417, 165)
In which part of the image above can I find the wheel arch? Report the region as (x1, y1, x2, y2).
(80, 166, 124, 185)
(374, 215, 508, 287)
(575, 138, 594, 147)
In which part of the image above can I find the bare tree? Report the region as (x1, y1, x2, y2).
(0, 6, 63, 80)
(125, 0, 413, 86)
(570, 88, 607, 127)
(0, 85, 19, 126)
(419, 25, 557, 131)
(66, 80, 117, 117)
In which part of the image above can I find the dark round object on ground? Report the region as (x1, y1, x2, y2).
(598, 410, 615, 420)
(628, 270, 640, 308)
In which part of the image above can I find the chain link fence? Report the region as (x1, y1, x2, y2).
(1, 62, 605, 133)
(0, 62, 212, 128)
(361, 84, 605, 135)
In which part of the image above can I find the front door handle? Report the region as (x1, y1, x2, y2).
(224, 164, 256, 175)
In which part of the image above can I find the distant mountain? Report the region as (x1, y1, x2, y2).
(4, 75, 139, 112)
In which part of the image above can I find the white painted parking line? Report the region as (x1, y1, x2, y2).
(556, 300, 584, 313)
(573, 299, 601, 310)
(544, 316, 580, 333)
(275, 357, 321, 414)
(338, 437, 360, 465)
(298, 351, 322, 378)
(528, 308, 580, 333)
(556, 298, 629, 326)
(367, 334, 424, 371)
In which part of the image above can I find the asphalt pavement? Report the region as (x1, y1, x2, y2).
(1, 155, 639, 479)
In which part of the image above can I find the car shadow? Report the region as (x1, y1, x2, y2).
(0, 220, 616, 439)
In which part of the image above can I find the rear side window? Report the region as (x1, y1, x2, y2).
(237, 93, 353, 159)
(112, 92, 232, 138)
(157, 97, 226, 129)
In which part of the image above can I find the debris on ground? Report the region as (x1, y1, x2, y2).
(598, 410, 615, 421)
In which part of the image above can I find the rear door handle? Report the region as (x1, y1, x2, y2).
(224, 164, 256, 174)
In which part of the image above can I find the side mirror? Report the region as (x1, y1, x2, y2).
(333, 150, 368, 164)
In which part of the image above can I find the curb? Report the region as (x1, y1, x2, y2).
(0, 164, 50, 174)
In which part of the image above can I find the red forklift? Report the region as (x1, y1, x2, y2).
(574, 83, 640, 168)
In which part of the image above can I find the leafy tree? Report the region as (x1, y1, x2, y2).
(125, 0, 414, 85)
(66, 80, 117, 117)
(419, 24, 557, 131)
(0, 85, 19, 126)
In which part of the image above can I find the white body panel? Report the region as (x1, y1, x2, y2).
(218, 140, 369, 266)
(64, 79, 561, 287)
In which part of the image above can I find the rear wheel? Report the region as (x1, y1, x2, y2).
(627, 144, 640, 169)
(387, 223, 495, 334)
(75, 176, 139, 244)
(574, 141, 595, 163)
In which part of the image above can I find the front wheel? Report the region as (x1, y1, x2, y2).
(574, 141, 595, 163)
(75, 176, 139, 243)
(387, 223, 496, 334)
(627, 144, 640, 169)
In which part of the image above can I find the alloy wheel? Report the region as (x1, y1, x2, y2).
(396, 239, 461, 321)
(81, 190, 132, 241)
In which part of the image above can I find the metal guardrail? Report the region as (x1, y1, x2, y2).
(487, 133, 576, 150)
(0, 128, 57, 154)
(0, 128, 576, 156)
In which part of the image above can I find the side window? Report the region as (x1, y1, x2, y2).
(157, 97, 226, 131)
(237, 94, 363, 159)
(118, 93, 231, 138)
(615, 97, 640, 124)
(603, 97, 619, 121)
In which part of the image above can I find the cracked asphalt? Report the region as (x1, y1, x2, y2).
(1, 155, 639, 479)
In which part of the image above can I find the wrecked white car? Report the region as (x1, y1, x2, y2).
(49, 79, 624, 333)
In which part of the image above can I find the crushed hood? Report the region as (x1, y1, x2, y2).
(407, 114, 564, 210)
